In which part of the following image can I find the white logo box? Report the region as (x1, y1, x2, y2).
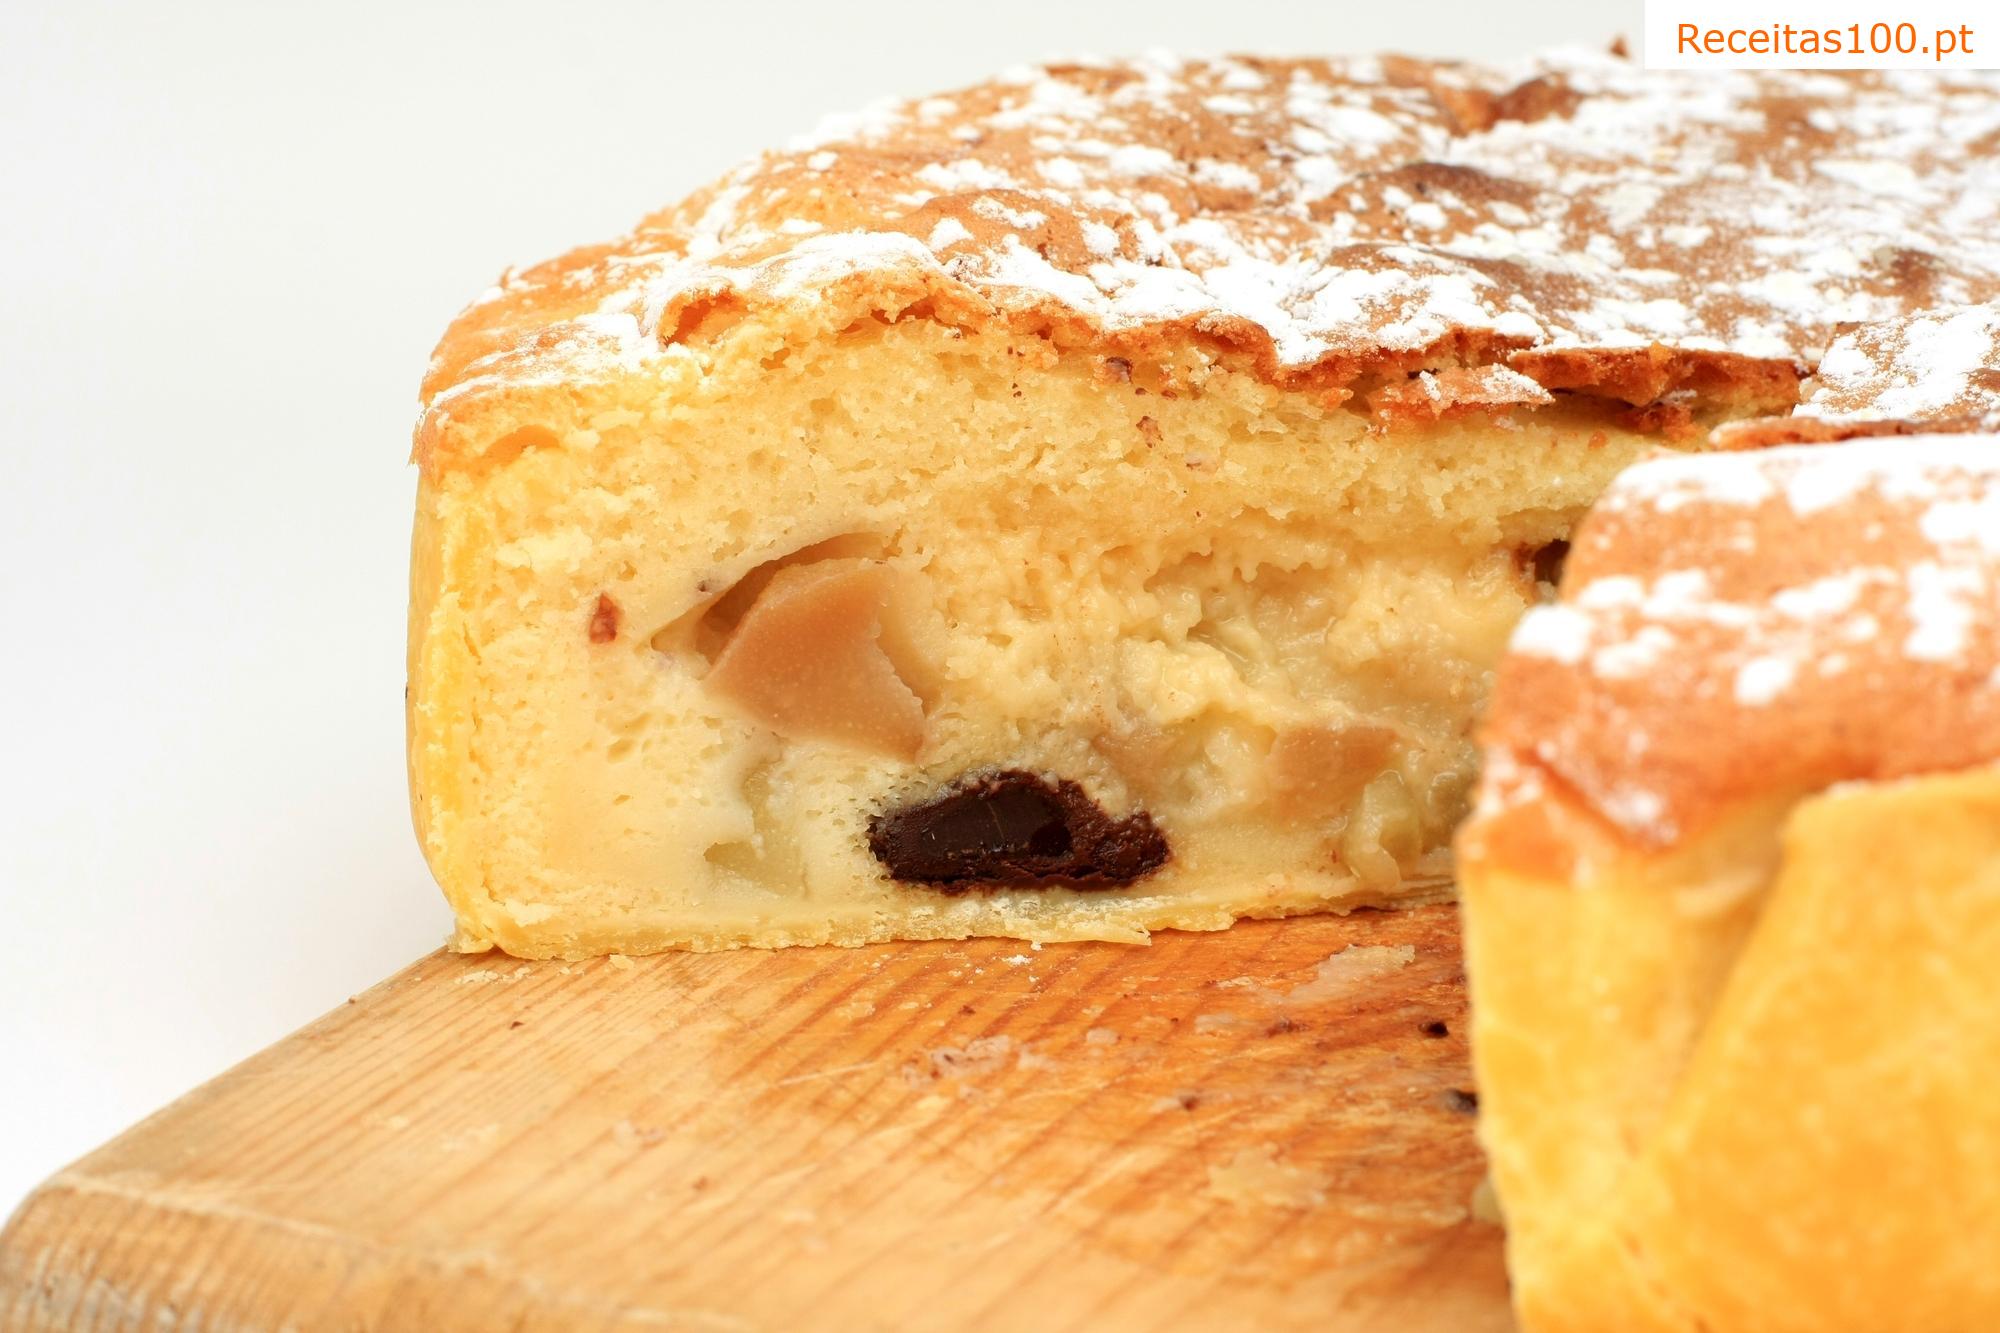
(1644, 0, 1996, 69)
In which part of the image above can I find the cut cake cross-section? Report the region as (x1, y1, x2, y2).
(407, 52, 2000, 956)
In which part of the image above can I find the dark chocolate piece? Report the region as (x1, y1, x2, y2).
(1523, 538, 1571, 590)
(1442, 1088, 1480, 1115)
(868, 769, 1170, 891)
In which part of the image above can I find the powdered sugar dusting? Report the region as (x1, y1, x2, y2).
(1489, 434, 2000, 845)
(421, 53, 2000, 425)
(1509, 605, 1593, 664)
(1732, 655, 1797, 706)
(1800, 304, 2000, 426)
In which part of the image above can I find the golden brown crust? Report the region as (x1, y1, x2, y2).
(1363, 364, 1551, 425)
(1473, 304, 2000, 862)
(1802, 302, 2000, 424)
(1708, 412, 1990, 450)
(1714, 304, 2000, 447)
(1474, 434, 2000, 860)
(1460, 764, 2000, 1333)
(414, 55, 2000, 472)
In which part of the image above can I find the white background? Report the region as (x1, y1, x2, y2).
(0, 0, 1632, 1219)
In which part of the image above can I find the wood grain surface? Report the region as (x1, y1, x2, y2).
(0, 906, 1509, 1332)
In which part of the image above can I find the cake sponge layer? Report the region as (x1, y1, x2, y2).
(410, 311, 1712, 956)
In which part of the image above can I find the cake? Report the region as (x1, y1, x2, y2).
(408, 50, 2000, 957)
(1798, 302, 2000, 430)
(1457, 305, 2000, 1330)
(1716, 302, 2000, 447)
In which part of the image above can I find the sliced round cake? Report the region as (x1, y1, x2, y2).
(407, 52, 2000, 956)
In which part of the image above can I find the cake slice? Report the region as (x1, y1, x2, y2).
(1459, 306, 2000, 1330)
(408, 52, 2000, 956)
(1458, 311, 2000, 1333)
(1459, 434, 2000, 1332)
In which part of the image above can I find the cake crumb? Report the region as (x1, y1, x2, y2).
(1284, 944, 1417, 1005)
(1470, 1174, 1505, 1226)
(440, 1123, 500, 1153)
(611, 1119, 665, 1149)
(922, 1034, 1016, 1080)
(1016, 1044, 1058, 1071)
(1206, 1145, 1328, 1209)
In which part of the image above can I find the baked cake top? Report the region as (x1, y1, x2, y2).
(1710, 301, 2000, 446)
(1800, 303, 2000, 428)
(420, 50, 2000, 462)
(1477, 432, 2000, 852)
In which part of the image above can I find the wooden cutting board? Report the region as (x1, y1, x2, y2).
(0, 906, 1510, 1332)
